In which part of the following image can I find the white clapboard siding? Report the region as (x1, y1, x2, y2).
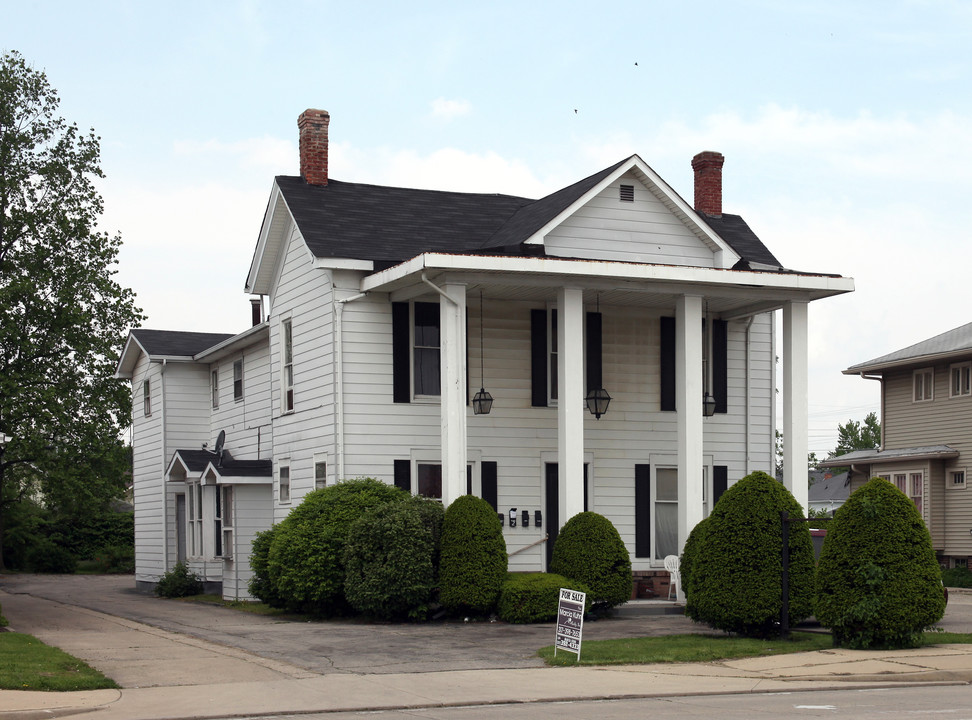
(221, 484, 273, 601)
(210, 339, 273, 460)
(132, 355, 166, 582)
(544, 172, 716, 267)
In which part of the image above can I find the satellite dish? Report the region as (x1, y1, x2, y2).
(214, 430, 225, 466)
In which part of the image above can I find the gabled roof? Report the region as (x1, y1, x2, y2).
(271, 156, 779, 272)
(845, 321, 972, 374)
(167, 449, 272, 484)
(115, 329, 236, 379)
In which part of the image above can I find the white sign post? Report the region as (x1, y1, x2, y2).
(554, 588, 586, 660)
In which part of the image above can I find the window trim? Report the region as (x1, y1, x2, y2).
(646, 454, 713, 566)
(219, 485, 234, 559)
(143, 379, 152, 417)
(278, 462, 291, 504)
(211, 369, 219, 409)
(913, 367, 934, 402)
(411, 301, 441, 400)
(950, 362, 971, 398)
(949, 468, 967, 490)
(281, 317, 294, 413)
(314, 453, 328, 491)
(233, 358, 244, 401)
(409, 448, 481, 500)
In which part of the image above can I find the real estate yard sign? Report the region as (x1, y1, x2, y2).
(555, 588, 586, 660)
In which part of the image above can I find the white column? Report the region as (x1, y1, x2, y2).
(440, 283, 467, 506)
(558, 286, 585, 524)
(783, 300, 809, 513)
(676, 295, 703, 602)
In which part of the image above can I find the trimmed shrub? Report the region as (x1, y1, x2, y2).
(266, 478, 408, 614)
(89, 544, 135, 574)
(815, 477, 946, 649)
(25, 538, 77, 574)
(439, 495, 508, 615)
(942, 567, 972, 588)
(686, 470, 814, 637)
(498, 573, 591, 624)
(549, 512, 632, 612)
(679, 515, 711, 601)
(248, 526, 286, 607)
(155, 562, 203, 598)
(343, 497, 444, 620)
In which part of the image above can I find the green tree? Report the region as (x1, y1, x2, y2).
(0, 51, 142, 569)
(834, 412, 881, 456)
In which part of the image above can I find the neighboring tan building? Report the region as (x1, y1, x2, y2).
(116, 109, 853, 599)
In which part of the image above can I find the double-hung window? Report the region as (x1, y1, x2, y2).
(278, 464, 291, 504)
(951, 363, 971, 398)
(412, 302, 441, 397)
(233, 359, 244, 401)
(217, 486, 233, 558)
(211, 370, 219, 408)
(281, 319, 294, 412)
(914, 368, 933, 402)
(143, 380, 152, 417)
(314, 455, 327, 490)
(187, 482, 203, 557)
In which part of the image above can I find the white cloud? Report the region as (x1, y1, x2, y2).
(429, 97, 472, 121)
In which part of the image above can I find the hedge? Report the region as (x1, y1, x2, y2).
(549, 512, 631, 611)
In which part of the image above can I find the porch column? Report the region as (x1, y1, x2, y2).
(558, 286, 585, 524)
(440, 283, 467, 506)
(676, 295, 704, 602)
(783, 300, 809, 512)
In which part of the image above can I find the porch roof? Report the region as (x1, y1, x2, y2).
(816, 445, 959, 467)
(361, 252, 854, 319)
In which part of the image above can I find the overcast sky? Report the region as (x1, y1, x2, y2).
(6, 1, 971, 457)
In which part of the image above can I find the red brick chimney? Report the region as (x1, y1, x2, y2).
(298, 109, 330, 186)
(692, 151, 725, 216)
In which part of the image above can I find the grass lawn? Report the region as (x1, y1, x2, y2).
(538, 630, 972, 666)
(0, 633, 119, 691)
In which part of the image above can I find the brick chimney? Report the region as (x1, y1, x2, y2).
(692, 151, 725, 216)
(298, 109, 330, 186)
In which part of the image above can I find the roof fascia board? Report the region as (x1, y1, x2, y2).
(521, 156, 740, 268)
(114, 333, 149, 379)
(215, 475, 272, 485)
(165, 452, 199, 481)
(844, 348, 972, 375)
(362, 252, 855, 298)
(194, 323, 269, 362)
(312, 257, 375, 271)
(817, 449, 959, 467)
(246, 181, 296, 296)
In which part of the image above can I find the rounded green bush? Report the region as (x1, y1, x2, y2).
(343, 497, 444, 620)
(942, 567, 972, 588)
(815, 477, 945, 649)
(679, 515, 711, 601)
(439, 495, 508, 615)
(25, 539, 77, 574)
(497, 573, 591, 623)
(155, 562, 203, 598)
(685, 470, 814, 637)
(266, 478, 408, 614)
(549, 512, 632, 611)
(248, 526, 286, 607)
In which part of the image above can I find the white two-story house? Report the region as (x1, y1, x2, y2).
(116, 109, 853, 599)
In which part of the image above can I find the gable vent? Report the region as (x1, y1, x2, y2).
(619, 184, 634, 202)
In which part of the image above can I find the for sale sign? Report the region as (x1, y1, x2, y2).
(554, 588, 586, 660)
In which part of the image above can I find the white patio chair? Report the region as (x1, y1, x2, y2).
(663, 554, 681, 601)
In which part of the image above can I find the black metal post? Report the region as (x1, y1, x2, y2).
(780, 510, 790, 639)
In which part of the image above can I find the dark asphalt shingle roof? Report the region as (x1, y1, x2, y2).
(275, 157, 780, 270)
(132, 329, 233, 358)
(172, 449, 219, 473)
(846, 321, 972, 373)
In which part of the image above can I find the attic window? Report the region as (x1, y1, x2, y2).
(619, 184, 634, 202)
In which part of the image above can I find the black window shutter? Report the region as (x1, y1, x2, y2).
(466, 464, 472, 496)
(635, 464, 651, 558)
(531, 309, 548, 407)
(660, 316, 676, 411)
(713, 319, 728, 414)
(713, 465, 728, 506)
(392, 302, 410, 403)
(583, 463, 589, 512)
(586, 312, 602, 393)
(482, 461, 498, 511)
(394, 459, 411, 492)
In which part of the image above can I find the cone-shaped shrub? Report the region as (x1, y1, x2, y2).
(266, 478, 408, 614)
(815, 477, 945, 649)
(439, 495, 507, 615)
(343, 496, 444, 620)
(685, 470, 814, 637)
(549, 512, 632, 610)
(679, 515, 711, 601)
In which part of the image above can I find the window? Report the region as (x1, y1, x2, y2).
(417, 463, 442, 499)
(218, 486, 233, 559)
(548, 308, 558, 403)
(233, 359, 244, 401)
(412, 302, 440, 397)
(951, 363, 971, 398)
(211, 370, 219, 409)
(950, 469, 966, 489)
(654, 468, 678, 560)
(954, 558, 968, 569)
(282, 319, 294, 412)
(914, 368, 933, 402)
(187, 482, 203, 557)
(279, 464, 291, 504)
(892, 471, 924, 514)
(314, 457, 327, 490)
(143, 380, 152, 417)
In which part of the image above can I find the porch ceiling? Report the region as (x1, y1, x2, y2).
(362, 253, 854, 319)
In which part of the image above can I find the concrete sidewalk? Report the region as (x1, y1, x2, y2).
(2, 576, 971, 720)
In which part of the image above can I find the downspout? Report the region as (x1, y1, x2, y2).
(334, 291, 368, 481)
(160, 359, 169, 572)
